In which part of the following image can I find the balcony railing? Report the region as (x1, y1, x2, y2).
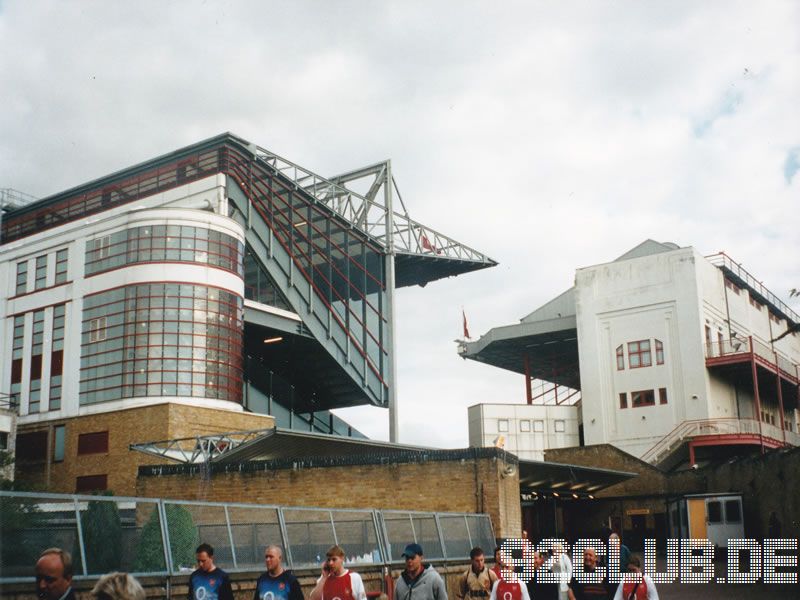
(641, 417, 797, 465)
(705, 336, 800, 383)
(706, 252, 800, 325)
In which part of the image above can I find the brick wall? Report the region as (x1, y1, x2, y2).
(14, 403, 274, 495)
(137, 451, 521, 538)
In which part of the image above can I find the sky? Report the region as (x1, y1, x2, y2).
(1, 1, 798, 448)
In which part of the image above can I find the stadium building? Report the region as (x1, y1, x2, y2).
(461, 240, 800, 468)
(0, 133, 496, 494)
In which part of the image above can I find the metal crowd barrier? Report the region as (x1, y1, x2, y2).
(0, 491, 495, 582)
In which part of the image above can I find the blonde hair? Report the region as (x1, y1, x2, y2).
(91, 572, 145, 600)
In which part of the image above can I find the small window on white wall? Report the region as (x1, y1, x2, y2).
(533, 420, 544, 432)
(520, 420, 531, 432)
(554, 420, 566, 433)
(498, 419, 509, 432)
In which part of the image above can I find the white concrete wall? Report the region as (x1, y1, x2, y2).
(575, 247, 710, 458)
(467, 403, 579, 460)
(0, 175, 247, 426)
(575, 245, 800, 460)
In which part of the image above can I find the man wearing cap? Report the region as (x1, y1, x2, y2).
(394, 543, 447, 600)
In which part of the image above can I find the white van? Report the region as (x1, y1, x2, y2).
(667, 493, 744, 548)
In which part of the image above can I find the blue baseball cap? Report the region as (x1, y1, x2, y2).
(402, 543, 424, 558)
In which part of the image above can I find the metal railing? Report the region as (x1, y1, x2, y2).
(705, 336, 800, 383)
(641, 417, 796, 465)
(251, 147, 494, 264)
(0, 491, 495, 583)
(706, 252, 800, 325)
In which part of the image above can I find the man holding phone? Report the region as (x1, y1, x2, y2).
(309, 545, 367, 600)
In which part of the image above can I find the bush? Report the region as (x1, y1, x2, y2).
(133, 503, 199, 573)
(80, 495, 123, 573)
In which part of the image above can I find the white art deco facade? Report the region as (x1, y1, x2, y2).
(462, 240, 800, 467)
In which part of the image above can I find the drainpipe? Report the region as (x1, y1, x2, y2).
(524, 354, 532, 405)
(775, 350, 786, 445)
(750, 336, 764, 454)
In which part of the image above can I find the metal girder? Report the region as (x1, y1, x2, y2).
(246, 143, 494, 265)
(129, 428, 275, 464)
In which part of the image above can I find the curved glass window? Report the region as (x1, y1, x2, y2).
(85, 225, 244, 277)
(80, 283, 243, 405)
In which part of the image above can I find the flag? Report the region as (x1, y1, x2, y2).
(421, 233, 442, 254)
(462, 309, 471, 339)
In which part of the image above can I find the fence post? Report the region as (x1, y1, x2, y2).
(224, 504, 237, 569)
(158, 500, 175, 574)
(73, 497, 88, 576)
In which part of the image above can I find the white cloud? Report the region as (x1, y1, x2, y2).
(1, 0, 798, 447)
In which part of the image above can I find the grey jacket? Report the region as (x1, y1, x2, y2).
(395, 565, 448, 600)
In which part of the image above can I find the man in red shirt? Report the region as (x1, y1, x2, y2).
(309, 545, 367, 600)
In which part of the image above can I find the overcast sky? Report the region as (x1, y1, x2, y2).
(1, 1, 798, 447)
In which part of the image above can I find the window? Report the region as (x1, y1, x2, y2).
(29, 309, 45, 414)
(659, 387, 668, 405)
(707, 501, 722, 523)
(497, 419, 509, 433)
(15, 261, 27, 294)
(15, 431, 48, 462)
(80, 283, 243, 405)
(619, 392, 628, 409)
(520, 420, 531, 432)
(50, 304, 66, 410)
(76, 474, 108, 493)
(725, 279, 740, 295)
(769, 312, 781, 325)
(11, 315, 24, 403)
(705, 325, 712, 349)
(77, 431, 109, 455)
(53, 425, 65, 462)
(615, 345, 624, 370)
(749, 294, 762, 311)
(89, 316, 107, 342)
(631, 389, 655, 408)
(628, 340, 652, 368)
(533, 420, 544, 432)
(554, 420, 566, 433)
(54, 249, 69, 284)
(655, 340, 664, 365)
(0, 432, 8, 450)
(94, 236, 111, 259)
(725, 500, 741, 523)
(35, 255, 47, 290)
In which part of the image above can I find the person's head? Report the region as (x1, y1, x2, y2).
(494, 546, 504, 568)
(608, 532, 620, 543)
(196, 543, 216, 573)
(35, 548, 73, 600)
(264, 545, 284, 575)
(469, 547, 485, 572)
(583, 547, 598, 571)
(91, 572, 145, 600)
(626, 554, 641, 574)
(402, 543, 424, 574)
(533, 551, 545, 570)
(325, 545, 346, 575)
